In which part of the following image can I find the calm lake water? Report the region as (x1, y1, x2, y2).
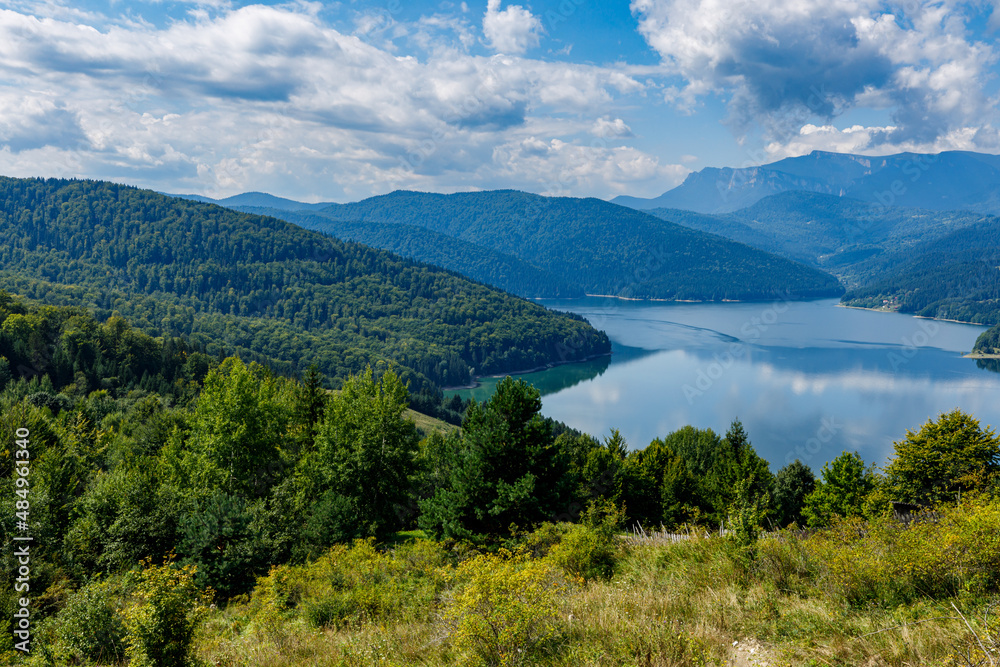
(445, 297, 1000, 472)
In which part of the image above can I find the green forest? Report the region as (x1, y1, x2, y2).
(250, 190, 844, 301)
(0, 177, 610, 394)
(1, 295, 999, 666)
(236, 208, 588, 300)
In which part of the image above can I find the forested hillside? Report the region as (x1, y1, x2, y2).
(244, 190, 843, 301)
(840, 217, 1000, 326)
(0, 177, 610, 391)
(649, 191, 992, 276)
(238, 207, 586, 298)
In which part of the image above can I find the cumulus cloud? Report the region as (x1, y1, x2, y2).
(491, 135, 689, 196)
(0, 95, 88, 153)
(764, 122, 996, 161)
(0, 4, 658, 200)
(482, 0, 545, 54)
(592, 117, 633, 138)
(631, 0, 1000, 154)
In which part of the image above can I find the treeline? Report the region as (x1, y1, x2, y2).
(0, 177, 610, 391)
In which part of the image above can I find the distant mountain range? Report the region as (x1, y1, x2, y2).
(170, 158, 1000, 350)
(614, 150, 1000, 215)
(227, 190, 844, 301)
(648, 191, 992, 276)
(171, 190, 336, 211)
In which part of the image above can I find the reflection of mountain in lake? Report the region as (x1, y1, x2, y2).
(680, 343, 981, 381)
(976, 358, 1000, 374)
(447, 353, 614, 403)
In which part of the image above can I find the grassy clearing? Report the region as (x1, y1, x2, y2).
(404, 408, 460, 437)
(183, 499, 1000, 667)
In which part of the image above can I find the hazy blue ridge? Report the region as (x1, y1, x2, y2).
(616, 150, 1000, 215)
(169, 191, 336, 211)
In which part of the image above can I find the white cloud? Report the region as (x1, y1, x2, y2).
(482, 0, 544, 54)
(491, 136, 689, 196)
(631, 0, 1000, 153)
(765, 122, 996, 161)
(0, 4, 658, 200)
(591, 117, 633, 138)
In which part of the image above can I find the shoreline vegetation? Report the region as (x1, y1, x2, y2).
(837, 302, 991, 326)
(441, 351, 612, 391)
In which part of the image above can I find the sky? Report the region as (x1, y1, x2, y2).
(1, 0, 999, 202)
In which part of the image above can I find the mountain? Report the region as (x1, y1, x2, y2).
(648, 191, 992, 277)
(616, 150, 1000, 215)
(170, 191, 335, 211)
(236, 206, 586, 298)
(840, 217, 1000, 325)
(239, 190, 843, 301)
(0, 177, 610, 389)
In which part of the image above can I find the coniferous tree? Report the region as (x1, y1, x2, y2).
(418, 377, 568, 542)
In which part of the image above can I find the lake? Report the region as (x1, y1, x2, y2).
(445, 297, 1000, 472)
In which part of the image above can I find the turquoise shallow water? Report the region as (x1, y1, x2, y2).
(446, 297, 1000, 471)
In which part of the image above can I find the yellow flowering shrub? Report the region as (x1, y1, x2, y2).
(124, 556, 213, 667)
(249, 538, 450, 630)
(795, 496, 1000, 605)
(444, 549, 567, 666)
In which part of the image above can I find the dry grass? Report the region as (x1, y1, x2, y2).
(404, 408, 459, 437)
(188, 509, 1000, 667)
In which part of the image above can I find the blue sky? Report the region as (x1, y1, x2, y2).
(0, 0, 998, 201)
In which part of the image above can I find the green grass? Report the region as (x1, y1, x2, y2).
(404, 408, 459, 437)
(186, 506, 998, 667)
(24, 499, 1000, 667)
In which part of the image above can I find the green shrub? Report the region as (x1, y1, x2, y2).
(546, 501, 626, 581)
(795, 496, 1000, 605)
(250, 538, 450, 630)
(56, 578, 127, 664)
(444, 549, 566, 666)
(124, 556, 212, 667)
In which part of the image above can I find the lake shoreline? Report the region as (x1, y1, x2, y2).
(441, 351, 612, 391)
(534, 293, 843, 304)
(837, 303, 990, 327)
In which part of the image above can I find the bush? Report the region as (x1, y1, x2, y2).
(124, 556, 212, 667)
(546, 500, 626, 581)
(56, 578, 127, 664)
(795, 496, 1000, 606)
(251, 538, 450, 630)
(444, 549, 566, 666)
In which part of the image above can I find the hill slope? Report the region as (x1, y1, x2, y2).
(0, 177, 610, 389)
(236, 207, 586, 298)
(649, 191, 992, 276)
(840, 217, 1000, 325)
(617, 150, 1000, 215)
(261, 190, 842, 301)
